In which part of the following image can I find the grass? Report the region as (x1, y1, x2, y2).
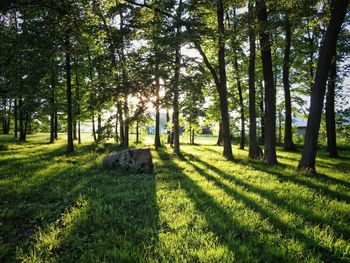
(0, 133, 349, 262)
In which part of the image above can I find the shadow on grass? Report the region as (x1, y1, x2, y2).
(186, 153, 350, 240)
(0, 139, 159, 262)
(197, 145, 350, 203)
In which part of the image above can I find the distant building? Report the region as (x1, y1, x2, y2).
(294, 116, 308, 137)
(201, 125, 213, 135)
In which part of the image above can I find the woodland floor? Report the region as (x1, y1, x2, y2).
(0, 133, 349, 262)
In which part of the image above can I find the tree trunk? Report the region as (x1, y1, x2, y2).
(191, 128, 195, 144)
(173, 44, 181, 156)
(92, 112, 97, 142)
(123, 95, 129, 147)
(49, 69, 55, 144)
(189, 121, 192, 144)
(298, 0, 348, 173)
(115, 111, 119, 142)
(136, 121, 139, 143)
(256, 0, 277, 164)
(217, 122, 223, 146)
(259, 87, 264, 145)
(248, 1, 262, 159)
(54, 106, 58, 139)
(14, 98, 18, 138)
(75, 61, 81, 144)
(155, 76, 161, 149)
(19, 98, 25, 141)
(325, 53, 338, 157)
(283, 14, 295, 151)
(73, 120, 77, 140)
(217, 0, 234, 160)
(234, 55, 245, 150)
(172, 1, 182, 156)
(65, 32, 74, 153)
(118, 102, 125, 145)
(166, 109, 171, 144)
(97, 111, 102, 142)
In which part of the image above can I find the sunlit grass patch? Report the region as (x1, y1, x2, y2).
(0, 133, 349, 262)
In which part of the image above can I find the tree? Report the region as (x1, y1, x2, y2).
(298, 0, 349, 173)
(256, 0, 277, 164)
(248, 1, 262, 159)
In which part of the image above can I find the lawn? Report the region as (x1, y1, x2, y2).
(0, 133, 349, 262)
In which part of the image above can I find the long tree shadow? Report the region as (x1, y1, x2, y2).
(156, 148, 289, 262)
(181, 155, 347, 262)
(197, 146, 350, 203)
(186, 153, 350, 239)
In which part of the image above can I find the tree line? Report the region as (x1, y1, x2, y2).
(0, 0, 349, 173)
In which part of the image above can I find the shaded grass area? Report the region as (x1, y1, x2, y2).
(0, 133, 349, 262)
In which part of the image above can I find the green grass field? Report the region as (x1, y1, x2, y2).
(0, 133, 349, 262)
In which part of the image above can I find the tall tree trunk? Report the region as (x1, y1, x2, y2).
(14, 98, 18, 138)
(92, 112, 97, 142)
(189, 121, 192, 144)
(248, 1, 262, 159)
(65, 32, 74, 153)
(256, 0, 277, 164)
(75, 60, 81, 144)
(298, 0, 348, 173)
(49, 69, 55, 144)
(173, 44, 181, 155)
(166, 109, 171, 144)
(326, 53, 338, 157)
(19, 98, 25, 141)
(217, 122, 223, 146)
(217, 0, 234, 160)
(234, 55, 245, 150)
(172, 0, 182, 156)
(259, 85, 264, 145)
(283, 14, 295, 151)
(123, 95, 129, 147)
(115, 111, 119, 142)
(54, 106, 58, 139)
(136, 121, 139, 143)
(118, 102, 125, 145)
(191, 128, 195, 144)
(73, 120, 77, 140)
(97, 111, 102, 142)
(155, 76, 161, 149)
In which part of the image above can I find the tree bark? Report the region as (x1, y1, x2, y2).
(136, 121, 139, 143)
(173, 44, 181, 156)
(172, 0, 182, 156)
(19, 98, 25, 141)
(217, 0, 233, 160)
(65, 32, 74, 153)
(248, 1, 262, 159)
(49, 70, 55, 144)
(256, 0, 277, 164)
(14, 98, 18, 138)
(166, 109, 171, 144)
(123, 95, 129, 147)
(283, 14, 295, 151)
(54, 105, 58, 139)
(97, 111, 102, 142)
(118, 101, 125, 145)
(155, 76, 161, 149)
(233, 55, 245, 150)
(325, 53, 338, 157)
(298, 0, 348, 172)
(92, 112, 97, 142)
(217, 122, 223, 146)
(115, 111, 119, 142)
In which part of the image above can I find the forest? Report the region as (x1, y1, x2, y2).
(0, 0, 349, 262)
